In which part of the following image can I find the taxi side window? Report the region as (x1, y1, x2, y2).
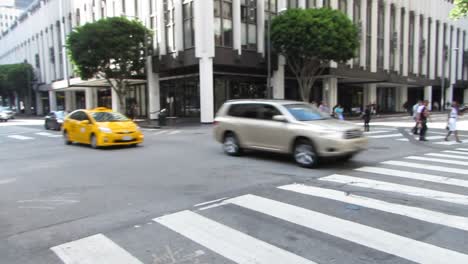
(69, 111, 82, 121)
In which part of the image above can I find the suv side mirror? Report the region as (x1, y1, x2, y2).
(273, 115, 288, 122)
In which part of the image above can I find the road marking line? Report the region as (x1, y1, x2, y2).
(356, 166, 468, 188)
(456, 148, 468, 151)
(424, 136, 446, 140)
(364, 130, 394, 135)
(194, 197, 230, 207)
(395, 138, 409, 141)
(426, 153, 468, 160)
(7, 135, 34, 140)
(405, 156, 468, 166)
(278, 184, 468, 232)
(154, 210, 316, 264)
(443, 150, 468, 155)
(434, 140, 468, 145)
(227, 194, 468, 264)
(368, 133, 402, 139)
(168, 130, 181, 135)
(320, 174, 468, 205)
(0, 178, 16, 185)
(153, 131, 167, 135)
(382, 160, 467, 175)
(51, 234, 143, 264)
(36, 132, 62, 138)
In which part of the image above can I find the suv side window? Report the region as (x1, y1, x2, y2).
(228, 104, 260, 119)
(258, 104, 281, 120)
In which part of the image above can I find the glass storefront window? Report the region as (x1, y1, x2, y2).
(160, 78, 200, 118)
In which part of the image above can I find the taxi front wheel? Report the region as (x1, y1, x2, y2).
(90, 134, 99, 149)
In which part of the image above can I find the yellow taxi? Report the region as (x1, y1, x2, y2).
(62, 107, 144, 148)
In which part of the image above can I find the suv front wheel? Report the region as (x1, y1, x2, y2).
(223, 132, 242, 156)
(294, 139, 318, 168)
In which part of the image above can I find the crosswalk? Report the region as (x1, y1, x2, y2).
(49, 148, 468, 264)
(365, 127, 468, 145)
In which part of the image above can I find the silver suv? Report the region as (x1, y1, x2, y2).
(214, 100, 368, 168)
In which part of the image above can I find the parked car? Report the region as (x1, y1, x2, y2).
(44, 111, 67, 130)
(62, 107, 144, 149)
(0, 111, 8, 122)
(214, 100, 368, 168)
(0, 106, 15, 119)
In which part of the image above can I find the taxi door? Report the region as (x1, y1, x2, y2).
(75, 112, 94, 143)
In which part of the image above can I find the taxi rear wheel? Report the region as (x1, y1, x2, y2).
(63, 131, 72, 145)
(90, 134, 99, 149)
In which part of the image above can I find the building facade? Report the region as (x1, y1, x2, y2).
(0, 0, 467, 122)
(0, 1, 22, 33)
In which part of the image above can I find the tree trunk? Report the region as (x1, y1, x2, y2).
(24, 94, 32, 115)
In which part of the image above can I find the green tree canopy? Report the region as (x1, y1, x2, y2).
(0, 63, 34, 112)
(271, 8, 359, 102)
(450, 0, 468, 19)
(67, 16, 151, 111)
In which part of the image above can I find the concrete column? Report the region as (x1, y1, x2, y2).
(360, 0, 367, 69)
(424, 86, 433, 110)
(330, 0, 338, 9)
(429, 20, 437, 79)
(111, 88, 120, 112)
(95, 0, 103, 19)
(199, 57, 214, 123)
(346, 0, 354, 67)
(370, 0, 378, 72)
(323, 77, 338, 111)
(53, 25, 61, 80)
(35, 91, 44, 115)
(437, 23, 444, 78)
(413, 14, 420, 75)
(147, 57, 161, 119)
(298, 0, 306, 8)
(402, 9, 409, 76)
(257, 0, 265, 55)
(156, 0, 166, 55)
(394, 4, 401, 73)
(383, 0, 391, 71)
(363, 84, 377, 108)
(233, 0, 241, 55)
(272, 55, 285, 99)
(49, 90, 57, 111)
(464, 89, 468, 105)
(85, 88, 97, 109)
(65, 91, 73, 111)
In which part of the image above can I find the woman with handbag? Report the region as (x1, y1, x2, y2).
(445, 101, 462, 143)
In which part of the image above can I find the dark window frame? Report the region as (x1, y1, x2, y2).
(241, 0, 257, 50)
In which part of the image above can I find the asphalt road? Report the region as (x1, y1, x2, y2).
(1, 118, 468, 264)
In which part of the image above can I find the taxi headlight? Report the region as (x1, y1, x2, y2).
(99, 127, 112, 133)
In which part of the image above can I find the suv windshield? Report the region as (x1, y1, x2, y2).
(284, 104, 330, 121)
(55, 111, 65, 118)
(91, 112, 129, 122)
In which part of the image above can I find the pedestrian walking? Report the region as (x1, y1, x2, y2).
(362, 105, 371, 132)
(445, 101, 463, 143)
(334, 104, 344, 120)
(417, 100, 430, 141)
(318, 101, 329, 114)
(411, 100, 422, 135)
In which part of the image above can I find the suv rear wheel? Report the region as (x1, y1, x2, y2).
(294, 139, 318, 168)
(223, 132, 242, 156)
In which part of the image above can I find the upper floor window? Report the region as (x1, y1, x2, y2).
(183, 0, 194, 49)
(287, 0, 298, 8)
(164, 0, 176, 52)
(389, 4, 396, 70)
(76, 8, 81, 26)
(134, 0, 139, 17)
(353, 0, 361, 66)
(241, 0, 257, 50)
(265, 0, 277, 16)
(306, 0, 316, 8)
(408, 12, 415, 74)
(323, 0, 330, 8)
(122, 0, 126, 14)
(377, 0, 384, 70)
(366, 0, 372, 68)
(214, 0, 233, 47)
(338, 0, 347, 14)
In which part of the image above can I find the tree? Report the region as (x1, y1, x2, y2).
(0, 63, 34, 113)
(271, 8, 359, 102)
(67, 17, 151, 112)
(450, 0, 468, 19)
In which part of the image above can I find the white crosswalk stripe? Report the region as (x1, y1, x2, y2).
(278, 184, 468, 232)
(367, 133, 402, 138)
(382, 160, 468, 174)
(7, 135, 34, 140)
(443, 150, 468, 155)
(226, 194, 468, 264)
(36, 132, 62, 138)
(456, 148, 468, 151)
(51, 234, 143, 264)
(51, 149, 468, 264)
(320, 174, 468, 205)
(154, 210, 316, 264)
(406, 156, 468, 166)
(356, 166, 468, 188)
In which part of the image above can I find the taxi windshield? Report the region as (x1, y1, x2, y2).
(91, 112, 130, 122)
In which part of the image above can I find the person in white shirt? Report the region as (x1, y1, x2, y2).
(445, 101, 462, 143)
(411, 100, 422, 135)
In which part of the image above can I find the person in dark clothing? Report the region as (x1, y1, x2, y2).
(418, 100, 430, 141)
(362, 106, 371, 132)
